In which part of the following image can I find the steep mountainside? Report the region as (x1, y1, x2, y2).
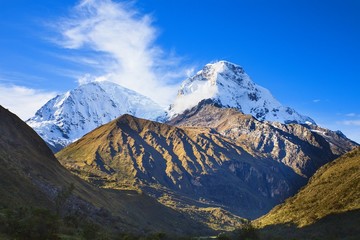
(168, 100, 357, 177)
(169, 61, 315, 125)
(255, 147, 360, 228)
(0, 105, 214, 235)
(57, 114, 305, 219)
(57, 108, 357, 220)
(27, 81, 166, 152)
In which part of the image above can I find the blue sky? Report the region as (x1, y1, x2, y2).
(0, 0, 359, 143)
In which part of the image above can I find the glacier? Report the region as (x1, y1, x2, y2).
(27, 81, 166, 152)
(169, 60, 316, 125)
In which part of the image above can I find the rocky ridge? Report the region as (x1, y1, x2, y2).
(168, 100, 357, 177)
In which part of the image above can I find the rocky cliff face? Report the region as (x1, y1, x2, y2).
(168, 100, 357, 178)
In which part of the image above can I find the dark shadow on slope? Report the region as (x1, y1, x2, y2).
(258, 209, 360, 240)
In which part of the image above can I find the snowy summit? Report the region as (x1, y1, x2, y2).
(27, 81, 166, 152)
(169, 60, 315, 125)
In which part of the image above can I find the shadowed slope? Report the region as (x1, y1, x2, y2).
(0, 105, 212, 235)
(255, 147, 360, 228)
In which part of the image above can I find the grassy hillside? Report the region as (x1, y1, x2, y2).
(255, 147, 360, 230)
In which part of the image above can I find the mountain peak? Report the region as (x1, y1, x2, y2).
(27, 81, 166, 152)
(205, 60, 245, 74)
(186, 60, 246, 88)
(169, 61, 315, 125)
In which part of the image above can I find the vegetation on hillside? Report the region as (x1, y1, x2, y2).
(250, 147, 360, 240)
(0, 206, 197, 240)
(255, 147, 360, 227)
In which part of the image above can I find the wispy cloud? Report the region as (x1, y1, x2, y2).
(0, 84, 57, 120)
(320, 120, 360, 144)
(312, 99, 321, 103)
(345, 113, 357, 117)
(338, 120, 360, 126)
(54, 0, 190, 106)
(0, 71, 46, 85)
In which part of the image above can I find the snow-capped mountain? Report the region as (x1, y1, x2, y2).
(27, 81, 166, 152)
(169, 61, 315, 125)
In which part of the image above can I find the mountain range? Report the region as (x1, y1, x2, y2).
(3, 60, 358, 238)
(27, 61, 318, 153)
(56, 100, 357, 220)
(28, 61, 358, 218)
(2, 102, 359, 238)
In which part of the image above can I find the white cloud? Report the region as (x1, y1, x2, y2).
(77, 73, 113, 85)
(341, 128, 360, 144)
(0, 84, 57, 120)
(345, 113, 357, 117)
(333, 120, 360, 143)
(186, 68, 196, 77)
(56, 0, 190, 106)
(319, 120, 360, 144)
(170, 81, 218, 116)
(339, 120, 360, 126)
(312, 99, 321, 103)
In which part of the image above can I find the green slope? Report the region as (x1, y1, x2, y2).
(253, 147, 360, 239)
(256, 147, 360, 227)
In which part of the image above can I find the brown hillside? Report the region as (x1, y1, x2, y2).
(255, 146, 360, 228)
(0, 105, 212, 235)
(57, 113, 305, 219)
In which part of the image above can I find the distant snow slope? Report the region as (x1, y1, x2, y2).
(27, 81, 166, 151)
(169, 61, 315, 125)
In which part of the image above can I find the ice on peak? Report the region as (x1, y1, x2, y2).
(205, 60, 244, 72)
(27, 81, 166, 152)
(205, 61, 246, 78)
(169, 61, 316, 125)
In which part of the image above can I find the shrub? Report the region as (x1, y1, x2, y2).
(81, 222, 100, 239)
(55, 183, 75, 215)
(236, 222, 259, 240)
(217, 232, 231, 240)
(3, 207, 59, 240)
(145, 232, 167, 240)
